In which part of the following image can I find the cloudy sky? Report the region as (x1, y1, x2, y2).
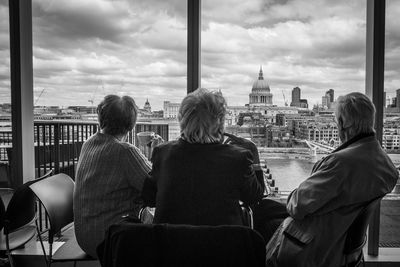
(0, 0, 399, 110)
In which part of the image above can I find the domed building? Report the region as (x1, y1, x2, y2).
(249, 67, 273, 106)
(143, 99, 151, 112)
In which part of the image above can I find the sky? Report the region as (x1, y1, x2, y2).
(0, 0, 399, 110)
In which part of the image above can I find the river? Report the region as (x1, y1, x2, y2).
(263, 153, 400, 192)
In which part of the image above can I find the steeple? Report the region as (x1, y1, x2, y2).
(258, 65, 264, 80)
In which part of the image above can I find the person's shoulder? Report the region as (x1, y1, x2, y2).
(222, 143, 252, 154)
(217, 144, 253, 162)
(153, 139, 181, 153)
(119, 141, 141, 153)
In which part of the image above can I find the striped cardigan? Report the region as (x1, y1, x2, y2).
(73, 132, 151, 258)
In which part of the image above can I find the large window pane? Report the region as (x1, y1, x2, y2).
(31, 0, 186, 165)
(381, 0, 400, 248)
(202, 0, 366, 192)
(33, 0, 186, 110)
(0, 0, 12, 187)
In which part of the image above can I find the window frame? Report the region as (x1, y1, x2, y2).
(8, 0, 386, 255)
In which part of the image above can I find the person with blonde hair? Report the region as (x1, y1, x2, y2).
(142, 88, 265, 226)
(266, 92, 398, 267)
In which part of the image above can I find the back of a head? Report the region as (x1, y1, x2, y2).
(97, 95, 138, 136)
(335, 92, 376, 138)
(179, 88, 227, 144)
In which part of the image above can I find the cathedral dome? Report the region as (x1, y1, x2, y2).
(249, 66, 273, 106)
(252, 67, 270, 92)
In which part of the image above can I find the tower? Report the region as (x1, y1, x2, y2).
(290, 87, 301, 107)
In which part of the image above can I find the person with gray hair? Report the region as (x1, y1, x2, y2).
(266, 92, 398, 267)
(74, 95, 159, 258)
(141, 88, 265, 226)
(335, 92, 376, 142)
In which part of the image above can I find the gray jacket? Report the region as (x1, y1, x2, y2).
(266, 134, 398, 267)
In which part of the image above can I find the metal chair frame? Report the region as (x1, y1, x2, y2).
(0, 170, 53, 267)
(29, 173, 95, 267)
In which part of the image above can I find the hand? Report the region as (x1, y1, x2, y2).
(150, 134, 164, 149)
(149, 134, 164, 160)
(223, 133, 260, 164)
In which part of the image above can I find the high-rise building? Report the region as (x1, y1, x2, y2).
(326, 89, 334, 103)
(396, 89, 400, 109)
(249, 66, 273, 106)
(290, 87, 301, 107)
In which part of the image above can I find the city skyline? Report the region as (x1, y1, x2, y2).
(0, 0, 400, 110)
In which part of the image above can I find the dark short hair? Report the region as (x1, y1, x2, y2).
(97, 95, 138, 136)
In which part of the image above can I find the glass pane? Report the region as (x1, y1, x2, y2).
(381, 0, 400, 248)
(202, 0, 366, 192)
(32, 0, 187, 167)
(0, 0, 12, 187)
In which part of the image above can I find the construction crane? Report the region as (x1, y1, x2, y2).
(34, 88, 45, 106)
(282, 90, 288, 106)
(88, 80, 102, 113)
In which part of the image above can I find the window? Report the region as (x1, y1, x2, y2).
(202, 0, 366, 192)
(0, 0, 11, 187)
(32, 0, 186, 123)
(381, 0, 400, 249)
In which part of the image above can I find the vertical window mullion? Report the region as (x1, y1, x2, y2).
(366, 0, 386, 256)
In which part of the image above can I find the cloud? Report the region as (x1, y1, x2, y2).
(0, 0, 399, 109)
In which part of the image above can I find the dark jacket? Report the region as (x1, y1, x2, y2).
(142, 138, 265, 226)
(266, 134, 399, 267)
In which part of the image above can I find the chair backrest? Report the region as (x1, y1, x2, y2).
(343, 197, 382, 254)
(98, 223, 266, 267)
(0, 196, 5, 231)
(2, 170, 53, 235)
(29, 173, 75, 243)
(4, 181, 37, 234)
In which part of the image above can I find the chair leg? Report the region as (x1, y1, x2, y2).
(47, 242, 53, 267)
(36, 220, 49, 267)
(73, 261, 77, 267)
(5, 233, 15, 267)
(7, 253, 15, 267)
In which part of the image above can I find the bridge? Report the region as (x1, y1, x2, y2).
(304, 140, 335, 155)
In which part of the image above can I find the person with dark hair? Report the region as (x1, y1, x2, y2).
(74, 95, 160, 258)
(265, 92, 398, 267)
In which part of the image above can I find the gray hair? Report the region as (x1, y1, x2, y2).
(335, 92, 376, 138)
(178, 88, 227, 144)
(97, 95, 138, 136)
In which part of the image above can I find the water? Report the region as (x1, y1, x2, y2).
(265, 153, 400, 192)
(264, 156, 317, 192)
